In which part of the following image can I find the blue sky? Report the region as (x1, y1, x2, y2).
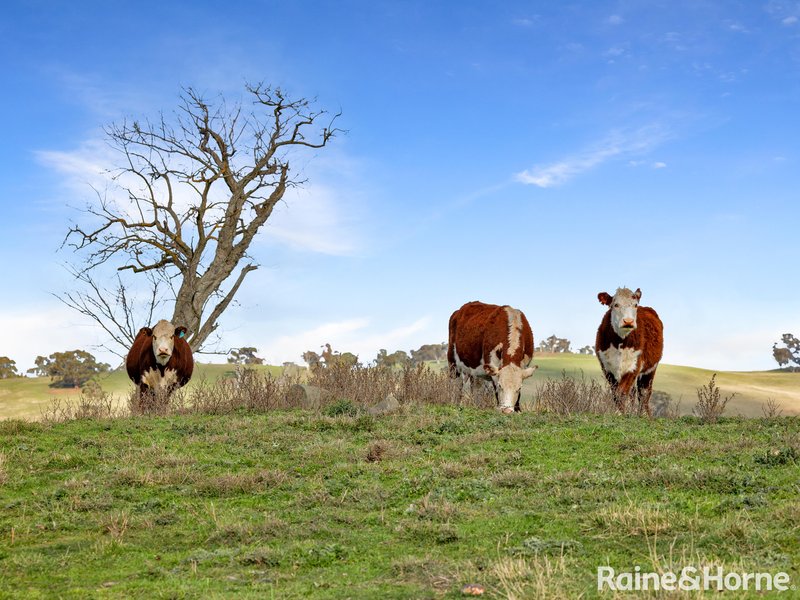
(1, 0, 798, 372)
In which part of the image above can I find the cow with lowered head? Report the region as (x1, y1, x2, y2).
(126, 320, 194, 395)
(448, 301, 538, 414)
(595, 287, 663, 415)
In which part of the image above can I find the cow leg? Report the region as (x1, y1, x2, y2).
(616, 373, 639, 414)
(637, 371, 656, 417)
(604, 372, 626, 411)
(460, 373, 473, 397)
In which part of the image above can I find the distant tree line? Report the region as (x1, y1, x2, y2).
(299, 342, 448, 371)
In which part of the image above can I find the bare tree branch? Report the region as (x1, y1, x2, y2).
(61, 83, 341, 352)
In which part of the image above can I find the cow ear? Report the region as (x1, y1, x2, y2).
(175, 326, 187, 339)
(139, 327, 153, 336)
(598, 292, 613, 306)
(633, 288, 642, 301)
(522, 365, 538, 378)
(483, 364, 497, 376)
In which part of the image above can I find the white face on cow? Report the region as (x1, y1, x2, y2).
(599, 287, 642, 339)
(152, 319, 178, 366)
(485, 363, 537, 412)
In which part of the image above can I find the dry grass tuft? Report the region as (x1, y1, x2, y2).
(591, 502, 676, 538)
(489, 554, 572, 600)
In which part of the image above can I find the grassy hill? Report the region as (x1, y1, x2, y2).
(0, 408, 797, 598)
(1, 355, 797, 420)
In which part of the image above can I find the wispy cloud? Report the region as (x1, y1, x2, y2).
(515, 125, 671, 188)
(606, 15, 624, 25)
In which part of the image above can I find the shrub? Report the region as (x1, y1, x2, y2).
(693, 374, 734, 424)
(534, 371, 616, 415)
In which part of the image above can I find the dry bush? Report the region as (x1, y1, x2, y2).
(309, 363, 397, 407)
(129, 385, 189, 416)
(761, 397, 783, 418)
(182, 368, 300, 414)
(39, 363, 517, 423)
(41, 384, 120, 423)
(693, 374, 734, 424)
(306, 363, 481, 409)
(534, 371, 617, 415)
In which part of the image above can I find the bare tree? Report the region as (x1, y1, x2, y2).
(62, 83, 341, 353)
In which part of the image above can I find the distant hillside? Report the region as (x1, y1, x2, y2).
(1, 356, 797, 420)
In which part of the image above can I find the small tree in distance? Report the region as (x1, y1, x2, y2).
(772, 334, 799, 371)
(302, 343, 358, 370)
(228, 347, 264, 365)
(27, 350, 110, 388)
(537, 335, 572, 353)
(0, 357, 19, 379)
(375, 349, 411, 368)
(409, 343, 447, 364)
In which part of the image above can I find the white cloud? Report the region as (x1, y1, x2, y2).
(782, 15, 798, 25)
(516, 126, 670, 188)
(512, 17, 538, 27)
(604, 45, 627, 58)
(726, 22, 749, 33)
(652, 161, 667, 169)
(606, 15, 624, 25)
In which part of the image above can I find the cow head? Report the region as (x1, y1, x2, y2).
(598, 287, 642, 338)
(150, 320, 188, 366)
(484, 363, 538, 413)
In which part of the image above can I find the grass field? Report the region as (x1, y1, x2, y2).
(1, 355, 798, 421)
(0, 408, 797, 598)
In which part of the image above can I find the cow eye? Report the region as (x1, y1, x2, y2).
(614, 303, 619, 308)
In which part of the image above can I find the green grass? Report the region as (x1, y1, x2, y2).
(0, 408, 798, 598)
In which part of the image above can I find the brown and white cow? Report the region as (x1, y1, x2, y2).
(126, 320, 194, 395)
(595, 287, 663, 415)
(448, 301, 538, 413)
